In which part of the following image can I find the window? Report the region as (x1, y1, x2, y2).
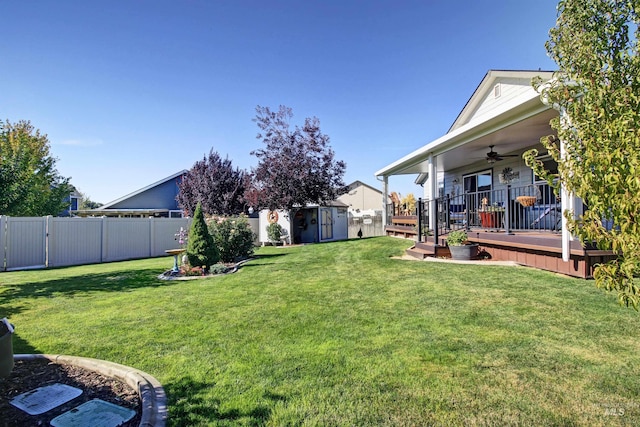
(69, 196, 79, 211)
(463, 170, 492, 194)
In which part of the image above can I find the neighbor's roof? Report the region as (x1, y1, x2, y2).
(98, 170, 188, 209)
(343, 180, 383, 195)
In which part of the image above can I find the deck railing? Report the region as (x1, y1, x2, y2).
(387, 182, 562, 241)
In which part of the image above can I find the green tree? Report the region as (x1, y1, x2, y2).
(525, 0, 640, 307)
(186, 202, 219, 271)
(0, 120, 71, 216)
(401, 193, 417, 215)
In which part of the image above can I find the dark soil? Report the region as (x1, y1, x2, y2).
(0, 358, 141, 427)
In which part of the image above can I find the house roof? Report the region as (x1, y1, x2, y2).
(303, 200, 349, 208)
(98, 170, 188, 209)
(375, 70, 556, 178)
(343, 180, 383, 195)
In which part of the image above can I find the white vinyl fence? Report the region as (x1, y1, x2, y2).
(347, 211, 384, 238)
(0, 216, 192, 271)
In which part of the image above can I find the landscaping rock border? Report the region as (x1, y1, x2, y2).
(157, 258, 251, 281)
(15, 354, 167, 427)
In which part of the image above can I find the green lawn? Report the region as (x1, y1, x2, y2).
(2, 237, 640, 426)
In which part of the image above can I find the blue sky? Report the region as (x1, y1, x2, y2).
(1, 0, 559, 204)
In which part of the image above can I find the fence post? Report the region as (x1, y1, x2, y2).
(0, 216, 6, 272)
(149, 217, 155, 257)
(45, 216, 52, 268)
(101, 217, 108, 263)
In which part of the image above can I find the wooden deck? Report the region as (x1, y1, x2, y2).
(387, 217, 615, 279)
(385, 215, 418, 238)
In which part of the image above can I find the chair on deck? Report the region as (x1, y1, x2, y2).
(530, 206, 562, 231)
(449, 204, 467, 226)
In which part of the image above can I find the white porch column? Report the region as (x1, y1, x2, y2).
(560, 111, 575, 262)
(428, 153, 437, 232)
(381, 176, 389, 227)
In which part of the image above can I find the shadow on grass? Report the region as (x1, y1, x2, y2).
(252, 253, 288, 259)
(0, 266, 172, 319)
(11, 332, 39, 354)
(241, 253, 288, 268)
(166, 376, 286, 425)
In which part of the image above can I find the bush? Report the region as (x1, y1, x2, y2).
(208, 215, 255, 263)
(186, 203, 220, 270)
(209, 263, 231, 275)
(266, 222, 282, 244)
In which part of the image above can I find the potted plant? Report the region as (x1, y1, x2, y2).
(478, 197, 505, 229)
(446, 230, 479, 260)
(0, 318, 14, 378)
(266, 222, 283, 245)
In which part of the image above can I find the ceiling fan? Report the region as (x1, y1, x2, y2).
(485, 145, 519, 163)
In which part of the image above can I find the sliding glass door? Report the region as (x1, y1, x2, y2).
(463, 170, 492, 226)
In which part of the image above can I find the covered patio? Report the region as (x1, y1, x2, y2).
(375, 70, 614, 278)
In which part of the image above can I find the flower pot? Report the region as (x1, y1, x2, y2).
(449, 244, 479, 260)
(0, 320, 14, 378)
(479, 211, 503, 229)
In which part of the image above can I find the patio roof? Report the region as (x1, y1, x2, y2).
(375, 70, 557, 178)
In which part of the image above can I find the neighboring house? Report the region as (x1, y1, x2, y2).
(375, 69, 613, 278)
(338, 180, 387, 239)
(337, 180, 387, 214)
(259, 201, 349, 245)
(74, 170, 187, 218)
(59, 187, 81, 217)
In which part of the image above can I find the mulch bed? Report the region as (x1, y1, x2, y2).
(0, 358, 141, 426)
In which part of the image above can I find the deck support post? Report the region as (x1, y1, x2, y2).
(504, 185, 512, 235)
(427, 153, 437, 238)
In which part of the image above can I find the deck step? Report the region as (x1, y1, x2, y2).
(406, 245, 435, 259)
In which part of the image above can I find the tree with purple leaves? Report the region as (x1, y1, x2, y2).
(245, 105, 347, 211)
(177, 149, 247, 217)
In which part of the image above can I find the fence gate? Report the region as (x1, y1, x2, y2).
(2, 216, 47, 271)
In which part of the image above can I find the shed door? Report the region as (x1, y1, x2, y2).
(320, 208, 333, 241)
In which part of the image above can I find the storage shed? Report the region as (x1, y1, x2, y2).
(259, 201, 349, 245)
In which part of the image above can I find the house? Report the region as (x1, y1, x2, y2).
(337, 180, 387, 214)
(258, 201, 349, 245)
(74, 170, 187, 218)
(337, 180, 389, 238)
(59, 186, 81, 217)
(375, 70, 614, 278)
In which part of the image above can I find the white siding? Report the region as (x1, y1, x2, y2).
(464, 77, 538, 126)
(337, 185, 385, 212)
